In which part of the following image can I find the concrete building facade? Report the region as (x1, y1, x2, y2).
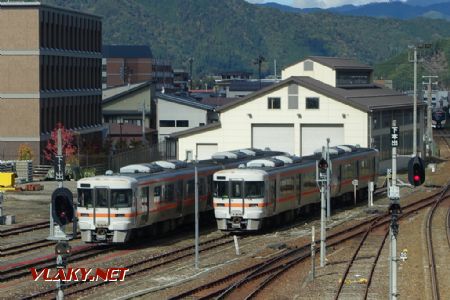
(0, 2, 102, 162)
(169, 57, 425, 168)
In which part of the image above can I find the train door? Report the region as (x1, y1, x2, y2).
(93, 187, 110, 226)
(176, 180, 183, 214)
(297, 174, 302, 206)
(140, 186, 150, 222)
(269, 178, 277, 213)
(228, 178, 245, 217)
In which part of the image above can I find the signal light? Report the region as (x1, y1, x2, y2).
(318, 158, 328, 172)
(408, 156, 425, 186)
(51, 187, 74, 226)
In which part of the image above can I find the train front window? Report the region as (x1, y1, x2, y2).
(214, 181, 228, 198)
(231, 181, 243, 198)
(245, 181, 264, 198)
(111, 189, 133, 208)
(96, 189, 109, 208)
(78, 189, 93, 208)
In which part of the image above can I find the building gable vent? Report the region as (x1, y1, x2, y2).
(120, 163, 164, 174)
(246, 158, 284, 168)
(153, 160, 188, 169)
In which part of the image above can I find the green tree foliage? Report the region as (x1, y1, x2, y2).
(43, 0, 450, 78)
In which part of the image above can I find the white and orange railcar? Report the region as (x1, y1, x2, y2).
(76, 149, 283, 243)
(213, 146, 379, 231)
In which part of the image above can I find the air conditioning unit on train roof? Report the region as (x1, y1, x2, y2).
(313, 148, 341, 156)
(246, 158, 284, 168)
(120, 163, 164, 174)
(211, 150, 247, 160)
(153, 160, 188, 169)
(335, 145, 353, 153)
(272, 155, 301, 164)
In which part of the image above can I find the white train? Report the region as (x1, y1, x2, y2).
(76, 149, 283, 243)
(212, 146, 379, 231)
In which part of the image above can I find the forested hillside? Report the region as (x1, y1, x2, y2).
(43, 0, 450, 78)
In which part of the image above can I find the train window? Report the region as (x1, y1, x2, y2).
(164, 184, 175, 202)
(96, 189, 109, 208)
(303, 172, 316, 188)
(186, 180, 195, 197)
(231, 181, 242, 198)
(154, 186, 161, 197)
(140, 187, 149, 205)
(111, 189, 132, 208)
(199, 178, 206, 196)
(214, 181, 228, 198)
(78, 189, 92, 208)
(245, 181, 264, 198)
(280, 178, 294, 194)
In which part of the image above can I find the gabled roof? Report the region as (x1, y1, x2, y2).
(156, 93, 214, 111)
(169, 122, 221, 138)
(102, 82, 151, 104)
(283, 56, 373, 71)
(228, 80, 276, 92)
(102, 45, 153, 59)
(307, 56, 372, 70)
(217, 76, 417, 113)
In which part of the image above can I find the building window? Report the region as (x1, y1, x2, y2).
(306, 97, 319, 109)
(176, 120, 189, 127)
(199, 123, 205, 126)
(304, 61, 314, 71)
(159, 120, 175, 127)
(288, 84, 298, 109)
(268, 97, 281, 109)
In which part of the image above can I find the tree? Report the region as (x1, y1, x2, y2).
(44, 123, 77, 162)
(17, 144, 33, 160)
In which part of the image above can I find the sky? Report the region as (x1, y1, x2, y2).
(245, 0, 406, 9)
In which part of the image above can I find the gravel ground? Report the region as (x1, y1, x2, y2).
(1, 157, 449, 300)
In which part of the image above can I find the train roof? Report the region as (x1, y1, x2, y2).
(213, 147, 378, 178)
(77, 148, 285, 184)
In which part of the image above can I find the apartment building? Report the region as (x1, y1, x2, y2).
(0, 2, 103, 162)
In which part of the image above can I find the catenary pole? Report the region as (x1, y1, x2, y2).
(194, 155, 199, 269)
(413, 47, 417, 157)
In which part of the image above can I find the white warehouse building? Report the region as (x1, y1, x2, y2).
(168, 56, 425, 167)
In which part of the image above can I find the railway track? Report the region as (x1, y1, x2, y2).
(22, 235, 232, 299)
(167, 186, 449, 300)
(0, 244, 112, 282)
(0, 234, 81, 257)
(425, 184, 450, 300)
(333, 216, 388, 300)
(0, 221, 49, 238)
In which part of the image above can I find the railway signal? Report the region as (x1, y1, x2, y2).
(408, 156, 425, 186)
(51, 188, 74, 226)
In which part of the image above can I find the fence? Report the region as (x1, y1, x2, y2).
(109, 140, 175, 172)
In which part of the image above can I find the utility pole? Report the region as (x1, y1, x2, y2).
(194, 154, 199, 269)
(254, 55, 265, 89)
(188, 57, 194, 91)
(140, 101, 147, 145)
(409, 43, 432, 156)
(389, 120, 401, 300)
(412, 46, 418, 157)
(423, 75, 438, 157)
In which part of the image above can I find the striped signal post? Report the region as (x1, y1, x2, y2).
(389, 120, 401, 300)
